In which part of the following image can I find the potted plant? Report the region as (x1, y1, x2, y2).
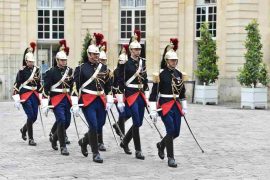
(194, 22, 219, 105)
(237, 19, 269, 109)
(80, 29, 92, 64)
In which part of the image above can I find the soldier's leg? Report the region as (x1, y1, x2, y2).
(78, 132, 89, 157)
(53, 101, 69, 155)
(129, 96, 145, 160)
(97, 104, 106, 151)
(161, 107, 177, 167)
(20, 123, 27, 141)
(120, 104, 133, 154)
(22, 95, 37, 146)
(50, 122, 57, 138)
(82, 99, 103, 163)
(64, 102, 71, 144)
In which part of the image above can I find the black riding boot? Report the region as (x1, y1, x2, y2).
(133, 126, 144, 160)
(165, 135, 177, 168)
(113, 117, 126, 137)
(78, 132, 89, 157)
(27, 120, 36, 146)
(120, 125, 133, 155)
(64, 131, 70, 144)
(50, 132, 58, 150)
(89, 130, 103, 163)
(157, 135, 167, 160)
(58, 123, 69, 156)
(20, 123, 27, 141)
(98, 133, 106, 151)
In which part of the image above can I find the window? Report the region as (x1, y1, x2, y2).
(195, 0, 216, 38)
(120, 0, 146, 41)
(37, 0, 64, 40)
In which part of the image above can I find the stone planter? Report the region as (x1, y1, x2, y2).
(194, 84, 218, 105)
(241, 87, 268, 109)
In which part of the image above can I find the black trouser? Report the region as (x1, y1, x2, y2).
(122, 125, 141, 151)
(159, 135, 174, 158)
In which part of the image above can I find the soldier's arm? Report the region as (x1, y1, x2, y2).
(43, 69, 52, 98)
(36, 67, 43, 93)
(142, 61, 149, 92)
(112, 66, 123, 95)
(178, 72, 186, 100)
(117, 63, 125, 93)
(13, 70, 22, 94)
(104, 68, 113, 95)
(73, 66, 81, 94)
(149, 73, 160, 102)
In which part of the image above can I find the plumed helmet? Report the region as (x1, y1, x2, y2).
(88, 44, 100, 54)
(99, 51, 107, 60)
(56, 51, 68, 60)
(165, 50, 178, 60)
(25, 52, 35, 62)
(129, 41, 141, 49)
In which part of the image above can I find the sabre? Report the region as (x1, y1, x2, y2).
(143, 116, 153, 129)
(145, 106, 163, 139)
(72, 114, 80, 140)
(38, 106, 46, 137)
(182, 114, 204, 153)
(78, 113, 89, 128)
(106, 111, 119, 146)
(109, 109, 125, 139)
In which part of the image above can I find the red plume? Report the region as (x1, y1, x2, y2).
(170, 38, 179, 51)
(59, 39, 67, 48)
(101, 41, 107, 52)
(134, 29, 141, 42)
(64, 47, 70, 56)
(30, 42, 36, 53)
(94, 33, 104, 46)
(122, 44, 129, 54)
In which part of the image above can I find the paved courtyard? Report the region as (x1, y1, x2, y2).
(0, 101, 269, 179)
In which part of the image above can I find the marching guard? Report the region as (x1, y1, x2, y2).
(42, 40, 73, 156)
(13, 42, 42, 146)
(112, 44, 132, 136)
(149, 38, 187, 167)
(74, 33, 112, 163)
(97, 41, 114, 151)
(48, 40, 71, 145)
(117, 30, 149, 160)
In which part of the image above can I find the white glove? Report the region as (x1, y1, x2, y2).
(149, 101, 158, 119)
(106, 95, 114, 111)
(41, 98, 49, 117)
(71, 105, 80, 117)
(144, 91, 150, 105)
(71, 96, 79, 106)
(70, 96, 80, 116)
(116, 94, 125, 113)
(12, 94, 21, 110)
(181, 100, 187, 115)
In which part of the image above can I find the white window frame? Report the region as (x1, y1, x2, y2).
(119, 0, 146, 44)
(195, 0, 217, 40)
(37, 0, 64, 40)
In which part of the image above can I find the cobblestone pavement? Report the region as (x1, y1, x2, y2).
(0, 101, 269, 180)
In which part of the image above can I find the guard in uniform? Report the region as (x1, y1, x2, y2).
(117, 31, 149, 160)
(97, 41, 114, 151)
(48, 40, 71, 145)
(42, 41, 73, 156)
(74, 33, 112, 163)
(112, 44, 132, 136)
(149, 38, 188, 168)
(13, 42, 42, 146)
